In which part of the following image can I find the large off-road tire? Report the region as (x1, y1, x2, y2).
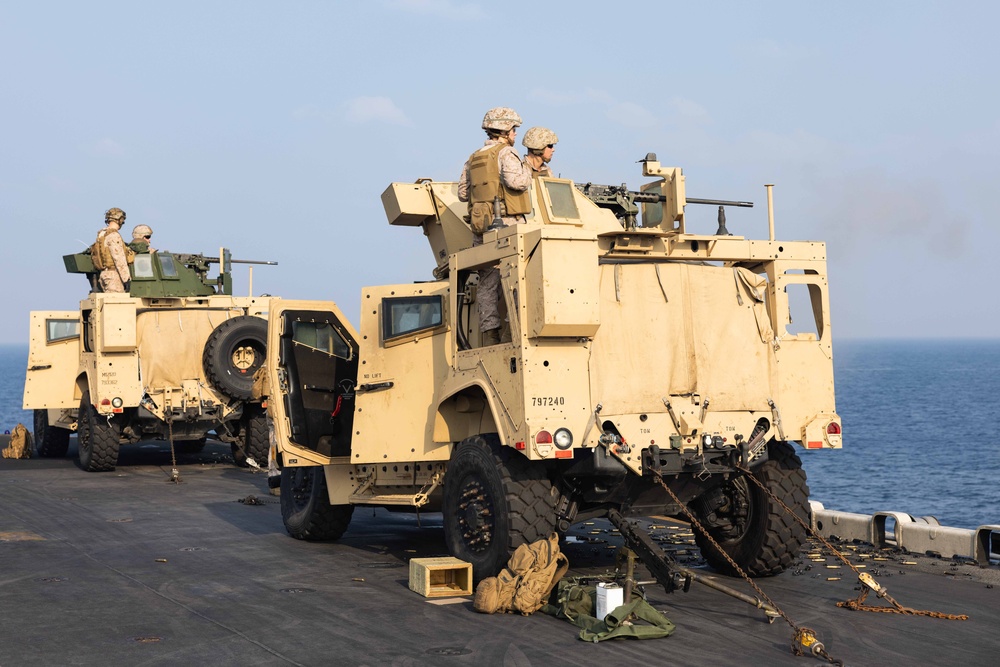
(77, 393, 121, 472)
(693, 440, 809, 577)
(203, 316, 267, 401)
(280, 466, 354, 540)
(232, 405, 269, 468)
(442, 434, 559, 582)
(34, 409, 70, 458)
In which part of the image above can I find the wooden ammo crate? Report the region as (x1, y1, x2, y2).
(408, 557, 473, 598)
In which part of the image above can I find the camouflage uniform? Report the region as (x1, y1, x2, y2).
(522, 126, 558, 179)
(89, 208, 134, 293)
(458, 139, 531, 335)
(98, 230, 130, 292)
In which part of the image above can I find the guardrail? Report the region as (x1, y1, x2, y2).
(810, 501, 1000, 567)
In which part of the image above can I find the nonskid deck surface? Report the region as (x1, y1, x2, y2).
(1, 441, 996, 667)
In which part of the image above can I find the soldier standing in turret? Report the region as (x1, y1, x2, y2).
(129, 224, 155, 253)
(522, 127, 558, 178)
(92, 208, 133, 293)
(458, 107, 531, 347)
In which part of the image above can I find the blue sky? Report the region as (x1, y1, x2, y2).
(2, 1, 998, 343)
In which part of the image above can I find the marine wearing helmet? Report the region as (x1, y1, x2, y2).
(105, 207, 126, 224)
(481, 106, 523, 135)
(522, 127, 558, 178)
(129, 224, 155, 253)
(91, 207, 133, 293)
(457, 107, 533, 347)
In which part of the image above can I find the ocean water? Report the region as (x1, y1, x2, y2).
(2, 340, 996, 529)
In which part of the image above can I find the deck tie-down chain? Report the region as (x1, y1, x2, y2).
(652, 472, 843, 665)
(166, 413, 181, 484)
(731, 463, 969, 622)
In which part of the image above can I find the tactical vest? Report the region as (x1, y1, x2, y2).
(468, 143, 531, 216)
(91, 229, 135, 271)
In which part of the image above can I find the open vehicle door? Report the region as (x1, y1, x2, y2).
(266, 301, 360, 467)
(23, 310, 81, 410)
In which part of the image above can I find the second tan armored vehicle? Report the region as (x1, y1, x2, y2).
(24, 249, 276, 472)
(267, 156, 842, 580)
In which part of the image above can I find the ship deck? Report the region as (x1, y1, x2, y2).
(1, 440, 996, 666)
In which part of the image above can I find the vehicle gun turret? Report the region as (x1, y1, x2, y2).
(63, 248, 276, 298)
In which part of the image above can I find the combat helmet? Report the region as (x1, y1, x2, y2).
(522, 127, 558, 152)
(482, 107, 522, 133)
(132, 224, 153, 240)
(105, 207, 126, 224)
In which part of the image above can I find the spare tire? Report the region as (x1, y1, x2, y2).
(203, 316, 268, 401)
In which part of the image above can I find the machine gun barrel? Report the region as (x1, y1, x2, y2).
(201, 257, 278, 266)
(578, 183, 752, 208)
(686, 197, 753, 208)
(628, 190, 752, 208)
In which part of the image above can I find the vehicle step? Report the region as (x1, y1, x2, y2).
(349, 492, 427, 507)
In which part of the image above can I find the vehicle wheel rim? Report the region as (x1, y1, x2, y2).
(456, 476, 495, 554)
(719, 477, 754, 543)
(291, 469, 312, 511)
(231, 344, 258, 371)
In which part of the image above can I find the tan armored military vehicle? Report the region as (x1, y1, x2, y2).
(24, 249, 276, 472)
(267, 156, 842, 580)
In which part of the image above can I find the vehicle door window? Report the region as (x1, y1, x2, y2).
(382, 296, 444, 342)
(46, 319, 80, 343)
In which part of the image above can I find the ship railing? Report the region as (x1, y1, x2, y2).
(809, 501, 1000, 567)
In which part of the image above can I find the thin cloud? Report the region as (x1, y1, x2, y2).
(88, 138, 126, 158)
(668, 97, 710, 124)
(528, 88, 585, 106)
(291, 104, 332, 122)
(530, 87, 662, 130)
(605, 101, 658, 129)
(45, 175, 82, 194)
(344, 96, 413, 126)
(384, 0, 487, 20)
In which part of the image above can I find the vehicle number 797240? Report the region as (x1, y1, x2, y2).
(531, 396, 565, 407)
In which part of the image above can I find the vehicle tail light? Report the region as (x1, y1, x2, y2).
(535, 431, 553, 445)
(827, 422, 841, 435)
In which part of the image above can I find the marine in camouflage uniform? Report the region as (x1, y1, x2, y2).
(458, 107, 531, 346)
(129, 224, 155, 253)
(522, 127, 558, 178)
(93, 208, 133, 293)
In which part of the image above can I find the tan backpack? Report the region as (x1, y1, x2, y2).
(2, 423, 33, 459)
(473, 533, 569, 615)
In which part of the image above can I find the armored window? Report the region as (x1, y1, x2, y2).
(158, 254, 179, 278)
(46, 319, 80, 343)
(133, 254, 155, 279)
(291, 320, 352, 360)
(542, 180, 580, 221)
(382, 296, 444, 342)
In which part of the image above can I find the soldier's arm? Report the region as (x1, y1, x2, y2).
(499, 147, 531, 192)
(458, 160, 471, 202)
(108, 235, 131, 283)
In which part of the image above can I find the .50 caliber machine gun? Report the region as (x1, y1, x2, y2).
(576, 180, 753, 233)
